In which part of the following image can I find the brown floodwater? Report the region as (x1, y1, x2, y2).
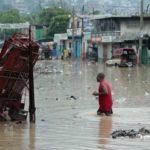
(0, 60, 150, 150)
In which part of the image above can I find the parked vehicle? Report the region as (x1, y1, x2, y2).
(106, 48, 137, 67)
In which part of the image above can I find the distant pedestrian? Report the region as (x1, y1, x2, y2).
(63, 48, 68, 60)
(93, 73, 113, 116)
(68, 48, 72, 59)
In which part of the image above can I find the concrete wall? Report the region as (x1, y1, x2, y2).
(98, 44, 103, 59)
(120, 19, 150, 36)
(98, 43, 112, 60)
(107, 43, 112, 59)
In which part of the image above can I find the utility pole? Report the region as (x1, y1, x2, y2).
(139, 0, 144, 65)
(72, 5, 75, 58)
(81, 5, 85, 60)
(29, 25, 36, 123)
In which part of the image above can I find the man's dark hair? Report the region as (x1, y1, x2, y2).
(97, 73, 105, 80)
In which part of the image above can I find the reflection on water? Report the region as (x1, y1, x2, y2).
(29, 124, 35, 150)
(98, 116, 112, 149)
(1, 60, 150, 150)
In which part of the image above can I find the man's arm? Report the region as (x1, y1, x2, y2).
(99, 83, 108, 95)
(92, 83, 108, 96)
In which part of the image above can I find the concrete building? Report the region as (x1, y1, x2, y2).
(67, 16, 83, 58)
(54, 33, 68, 58)
(91, 15, 150, 61)
(66, 15, 92, 59)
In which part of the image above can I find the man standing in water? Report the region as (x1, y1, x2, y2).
(93, 73, 113, 116)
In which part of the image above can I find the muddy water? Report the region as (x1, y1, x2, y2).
(1, 60, 150, 150)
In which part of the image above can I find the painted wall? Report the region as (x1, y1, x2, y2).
(74, 38, 82, 58)
(36, 28, 44, 41)
(98, 44, 103, 59)
(98, 43, 112, 60)
(120, 19, 150, 37)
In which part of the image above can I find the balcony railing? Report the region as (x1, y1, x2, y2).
(92, 31, 120, 37)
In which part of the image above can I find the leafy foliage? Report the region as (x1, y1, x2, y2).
(0, 9, 28, 39)
(38, 8, 70, 37)
(0, 9, 26, 23)
(39, 7, 69, 25)
(48, 15, 70, 36)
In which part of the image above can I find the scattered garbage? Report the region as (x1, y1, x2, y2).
(144, 92, 149, 96)
(66, 95, 77, 100)
(70, 96, 77, 100)
(128, 74, 131, 77)
(111, 128, 150, 139)
(0, 107, 28, 122)
(115, 97, 126, 104)
(0, 108, 11, 121)
(56, 98, 60, 101)
(115, 78, 118, 81)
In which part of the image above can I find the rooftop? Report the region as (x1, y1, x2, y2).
(91, 14, 150, 20)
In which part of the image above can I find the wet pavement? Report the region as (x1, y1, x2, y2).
(1, 59, 150, 150)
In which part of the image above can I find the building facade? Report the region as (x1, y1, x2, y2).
(91, 15, 150, 61)
(67, 16, 83, 58)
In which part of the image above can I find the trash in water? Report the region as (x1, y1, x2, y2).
(115, 97, 126, 104)
(66, 95, 77, 100)
(144, 92, 149, 96)
(111, 128, 150, 139)
(115, 78, 118, 81)
(128, 74, 131, 77)
(70, 95, 77, 100)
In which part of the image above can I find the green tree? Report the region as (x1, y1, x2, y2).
(48, 15, 69, 36)
(0, 9, 28, 39)
(38, 7, 70, 37)
(0, 9, 26, 23)
(39, 7, 69, 25)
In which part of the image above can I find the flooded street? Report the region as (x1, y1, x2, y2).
(1, 59, 150, 150)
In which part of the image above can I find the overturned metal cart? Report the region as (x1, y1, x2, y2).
(0, 33, 39, 121)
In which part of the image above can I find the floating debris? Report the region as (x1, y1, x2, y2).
(70, 95, 77, 100)
(56, 98, 60, 101)
(144, 92, 149, 96)
(115, 97, 126, 104)
(111, 129, 138, 139)
(111, 128, 150, 139)
(128, 74, 131, 77)
(0, 108, 11, 122)
(66, 95, 77, 100)
(139, 128, 150, 135)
